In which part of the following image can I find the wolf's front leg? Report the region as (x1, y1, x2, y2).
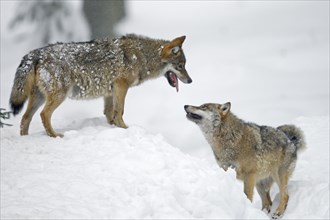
(104, 95, 114, 125)
(243, 173, 256, 202)
(112, 79, 128, 128)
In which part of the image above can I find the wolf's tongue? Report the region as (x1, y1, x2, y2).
(170, 72, 179, 92)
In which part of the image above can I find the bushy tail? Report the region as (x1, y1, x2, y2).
(277, 124, 306, 153)
(9, 51, 38, 115)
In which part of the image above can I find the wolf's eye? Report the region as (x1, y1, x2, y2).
(177, 63, 184, 70)
(200, 105, 207, 110)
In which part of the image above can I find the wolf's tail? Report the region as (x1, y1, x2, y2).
(277, 124, 306, 153)
(9, 51, 39, 115)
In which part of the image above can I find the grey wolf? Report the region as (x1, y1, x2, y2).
(184, 102, 305, 219)
(9, 34, 192, 137)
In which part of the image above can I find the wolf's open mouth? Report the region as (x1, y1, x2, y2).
(186, 112, 202, 120)
(165, 71, 179, 92)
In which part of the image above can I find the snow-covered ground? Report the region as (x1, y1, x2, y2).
(1, 1, 329, 219)
(1, 117, 328, 219)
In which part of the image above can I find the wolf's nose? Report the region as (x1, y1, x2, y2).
(187, 78, 192, 83)
(184, 105, 189, 110)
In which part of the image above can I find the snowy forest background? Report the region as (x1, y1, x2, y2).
(1, 1, 329, 219)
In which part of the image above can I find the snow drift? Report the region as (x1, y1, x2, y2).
(1, 116, 329, 219)
(1, 119, 263, 219)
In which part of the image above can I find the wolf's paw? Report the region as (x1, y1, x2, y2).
(56, 133, 64, 138)
(114, 122, 127, 129)
(262, 206, 271, 214)
(20, 130, 29, 136)
(271, 212, 283, 220)
(114, 120, 127, 129)
(48, 132, 64, 138)
(112, 116, 127, 129)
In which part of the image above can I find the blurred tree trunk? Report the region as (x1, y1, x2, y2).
(83, 0, 125, 39)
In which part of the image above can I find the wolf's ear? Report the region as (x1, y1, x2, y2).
(171, 35, 186, 47)
(161, 36, 186, 61)
(219, 102, 231, 117)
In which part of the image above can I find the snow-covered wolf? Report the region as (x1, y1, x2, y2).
(9, 34, 192, 137)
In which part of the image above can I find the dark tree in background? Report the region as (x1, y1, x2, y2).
(83, 0, 125, 39)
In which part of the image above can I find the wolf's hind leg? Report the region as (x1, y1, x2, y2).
(20, 87, 45, 135)
(104, 95, 114, 125)
(256, 177, 274, 213)
(272, 170, 290, 219)
(40, 93, 66, 137)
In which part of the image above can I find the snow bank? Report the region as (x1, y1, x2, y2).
(1, 118, 265, 219)
(1, 116, 328, 219)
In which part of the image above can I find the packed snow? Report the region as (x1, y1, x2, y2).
(1, 1, 329, 219)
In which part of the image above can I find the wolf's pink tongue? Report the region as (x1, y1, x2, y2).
(171, 72, 179, 92)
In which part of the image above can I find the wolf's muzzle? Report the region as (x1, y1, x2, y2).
(184, 105, 203, 120)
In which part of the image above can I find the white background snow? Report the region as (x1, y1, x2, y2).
(1, 1, 329, 219)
